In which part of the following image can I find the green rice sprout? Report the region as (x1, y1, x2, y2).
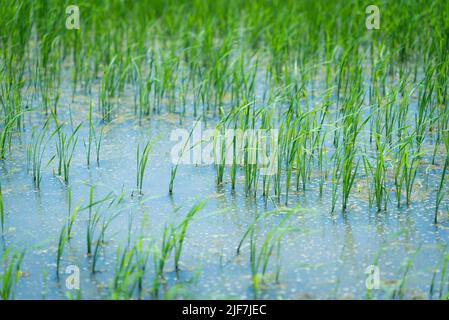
(0, 249, 24, 300)
(56, 225, 68, 277)
(246, 211, 294, 298)
(84, 99, 94, 166)
(152, 225, 175, 297)
(435, 129, 449, 223)
(135, 138, 154, 195)
(110, 245, 138, 300)
(53, 117, 81, 184)
(92, 213, 117, 273)
(66, 187, 81, 239)
(173, 200, 206, 272)
(0, 116, 18, 159)
(30, 119, 53, 189)
(169, 120, 200, 194)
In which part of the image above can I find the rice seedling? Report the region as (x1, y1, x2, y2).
(110, 211, 150, 299)
(0, 116, 18, 159)
(338, 73, 368, 212)
(433, 253, 449, 299)
(30, 119, 52, 189)
(132, 57, 154, 121)
(135, 139, 154, 195)
(86, 187, 99, 257)
(213, 120, 227, 187)
(235, 207, 302, 295)
(331, 151, 343, 213)
(94, 127, 103, 167)
(402, 143, 421, 207)
(84, 100, 94, 166)
(0, 249, 24, 300)
(435, 128, 449, 223)
(66, 188, 81, 239)
(99, 57, 118, 123)
(90, 195, 122, 273)
(79, 186, 115, 259)
(363, 134, 389, 212)
(134, 229, 151, 299)
(66, 288, 82, 300)
(53, 116, 81, 184)
(173, 200, 206, 272)
(243, 211, 294, 298)
(91, 213, 117, 273)
(390, 248, 421, 299)
(152, 225, 175, 297)
(169, 121, 200, 194)
(110, 245, 139, 300)
(392, 142, 407, 208)
(56, 225, 68, 277)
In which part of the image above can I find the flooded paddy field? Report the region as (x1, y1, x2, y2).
(1, 0, 449, 300)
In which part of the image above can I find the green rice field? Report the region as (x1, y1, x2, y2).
(1, 0, 449, 300)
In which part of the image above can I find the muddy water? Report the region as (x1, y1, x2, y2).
(1, 80, 449, 300)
